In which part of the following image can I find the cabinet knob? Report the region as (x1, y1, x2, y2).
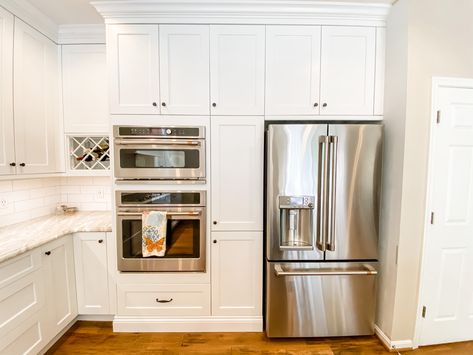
(161, 102, 166, 107)
(213, 221, 217, 225)
(152, 102, 157, 107)
(98, 239, 104, 244)
(213, 240, 217, 244)
(9, 162, 16, 167)
(313, 103, 319, 107)
(322, 103, 328, 108)
(212, 103, 217, 107)
(19, 163, 26, 167)
(45, 251, 51, 256)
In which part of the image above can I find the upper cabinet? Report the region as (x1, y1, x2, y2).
(265, 26, 321, 116)
(159, 25, 210, 115)
(319, 26, 376, 115)
(13, 19, 63, 174)
(0, 8, 14, 176)
(107, 25, 160, 115)
(62, 45, 108, 134)
(210, 26, 265, 115)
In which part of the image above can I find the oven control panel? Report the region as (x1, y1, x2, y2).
(116, 126, 203, 138)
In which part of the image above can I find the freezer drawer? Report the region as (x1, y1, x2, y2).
(265, 261, 377, 338)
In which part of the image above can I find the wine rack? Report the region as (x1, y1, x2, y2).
(68, 136, 110, 172)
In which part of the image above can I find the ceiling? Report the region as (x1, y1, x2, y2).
(27, 0, 396, 26)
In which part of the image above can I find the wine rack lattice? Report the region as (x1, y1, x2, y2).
(69, 136, 110, 171)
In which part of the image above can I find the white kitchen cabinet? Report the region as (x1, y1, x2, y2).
(73, 232, 110, 314)
(211, 231, 262, 316)
(107, 25, 160, 115)
(159, 25, 209, 115)
(319, 26, 376, 115)
(265, 26, 321, 115)
(62, 45, 109, 134)
(41, 236, 77, 340)
(210, 25, 265, 115)
(211, 116, 263, 231)
(13, 19, 63, 174)
(0, 7, 14, 176)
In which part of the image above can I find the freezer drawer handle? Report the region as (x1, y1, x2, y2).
(273, 264, 377, 277)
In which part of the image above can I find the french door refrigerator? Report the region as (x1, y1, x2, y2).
(265, 123, 383, 337)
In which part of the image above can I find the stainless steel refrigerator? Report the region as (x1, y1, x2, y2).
(265, 123, 383, 338)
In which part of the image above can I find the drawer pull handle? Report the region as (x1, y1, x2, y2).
(156, 298, 173, 303)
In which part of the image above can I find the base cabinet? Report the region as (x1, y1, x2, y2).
(211, 231, 262, 316)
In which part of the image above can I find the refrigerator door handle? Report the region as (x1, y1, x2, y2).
(327, 135, 338, 251)
(317, 136, 330, 252)
(274, 264, 377, 277)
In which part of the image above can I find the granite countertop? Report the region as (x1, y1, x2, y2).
(0, 211, 112, 264)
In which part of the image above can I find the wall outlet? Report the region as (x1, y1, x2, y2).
(0, 197, 8, 209)
(95, 189, 105, 202)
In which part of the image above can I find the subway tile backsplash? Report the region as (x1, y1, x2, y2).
(0, 177, 112, 228)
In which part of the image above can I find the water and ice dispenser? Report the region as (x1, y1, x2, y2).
(279, 196, 315, 250)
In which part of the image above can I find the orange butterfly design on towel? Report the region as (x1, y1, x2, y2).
(143, 236, 165, 253)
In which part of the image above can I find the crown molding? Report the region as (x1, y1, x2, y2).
(58, 24, 106, 44)
(91, 0, 391, 26)
(0, 0, 58, 42)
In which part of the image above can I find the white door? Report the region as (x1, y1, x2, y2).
(419, 82, 473, 346)
(265, 26, 321, 116)
(159, 25, 210, 115)
(42, 237, 77, 338)
(14, 19, 63, 174)
(62, 45, 109, 134)
(107, 25, 160, 115)
(319, 26, 376, 115)
(73, 233, 110, 314)
(0, 8, 14, 175)
(211, 116, 263, 231)
(211, 231, 262, 316)
(210, 25, 265, 115)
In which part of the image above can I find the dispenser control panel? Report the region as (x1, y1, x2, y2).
(279, 196, 315, 209)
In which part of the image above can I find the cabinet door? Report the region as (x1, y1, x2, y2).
(265, 26, 321, 115)
(211, 116, 263, 231)
(320, 26, 376, 115)
(42, 236, 77, 339)
(62, 45, 108, 134)
(211, 231, 262, 316)
(14, 19, 63, 174)
(159, 25, 209, 115)
(73, 233, 110, 314)
(210, 25, 265, 115)
(0, 8, 14, 175)
(107, 25, 160, 114)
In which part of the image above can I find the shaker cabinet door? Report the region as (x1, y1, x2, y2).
(211, 116, 263, 231)
(13, 19, 63, 174)
(210, 25, 265, 115)
(320, 26, 376, 115)
(159, 25, 210, 115)
(0, 8, 14, 175)
(107, 25, 160, 114)
(265, 26, 321, 115)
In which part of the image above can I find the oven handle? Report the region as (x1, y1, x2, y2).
(274, 264, 377, 277)
(117, 211, 202, 217)
(114, 139, 202, 146)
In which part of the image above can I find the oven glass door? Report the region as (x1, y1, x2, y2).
(115, 142, 205, 179)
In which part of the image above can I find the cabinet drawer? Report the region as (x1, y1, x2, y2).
(0, 311, 45, 355)
(117, 284, 210, 316)
(0, 270, 44, 337)
(0, 251, 40, 288)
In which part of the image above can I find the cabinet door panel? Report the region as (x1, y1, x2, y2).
(107, 25, 160, 114)
(210, 25, 265, 115)
(211, 231, 262, 316)
(211, 116, 263, 231)
(74, 233, 110, 314)
(0, 8, 14, 175)
(14, 19, 63, 174)
(320, 26, 376, 115)
(265, 26, 321, 115)
(62, 45, 108, 133)
(160, 25, 209, 115)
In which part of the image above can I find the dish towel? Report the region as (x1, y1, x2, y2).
(142, 211, 167, 257)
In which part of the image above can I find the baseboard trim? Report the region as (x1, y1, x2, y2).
(113, 316, 263, 332)
(374, 325, 415, 351)
(77, 314, 115, 322)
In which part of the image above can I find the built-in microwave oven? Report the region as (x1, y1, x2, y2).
(116, 190, 206, 272)
(113, 126, 205, 180)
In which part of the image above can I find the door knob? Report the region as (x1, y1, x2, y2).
(45, 251, 51, 256)
(322, 103, 328, 107)
(212, 103, 217, 107)
(19, 163, 26, 167)
(213, 240, 217, 244)
(9, 162, 16, 167)
(161, 102, 166, 107)
(213, 221, 217, 225)
(313, 103, 319, 107)
(152, 102, 157, 107)
(98, 239, 104, 243)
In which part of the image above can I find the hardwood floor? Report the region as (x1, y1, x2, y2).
(46, 321, 473, 355)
